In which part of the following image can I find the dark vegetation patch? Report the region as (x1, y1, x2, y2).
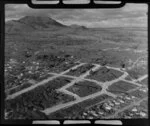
(140, 78, 148, 85)
(87, 67, 123, 82)
(5, 77, 74, 119)
(67, 81, 102, 97)
(107, 80, 138, 94)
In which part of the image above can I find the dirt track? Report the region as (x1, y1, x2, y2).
(6, 62, 148, 117)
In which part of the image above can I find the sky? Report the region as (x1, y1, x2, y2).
(5, 3, 148, 28)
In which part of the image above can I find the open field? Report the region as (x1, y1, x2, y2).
(140, 77, 148, 85)
(5, 90, 75, 119)
(86, 67, 123, 82)
(67, 80, 102, 97)
(107, 80, 138, 94)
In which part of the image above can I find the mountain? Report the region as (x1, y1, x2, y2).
(5, 16, 66, 33)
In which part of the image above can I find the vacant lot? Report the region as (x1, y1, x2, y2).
(107, 80, 138, 94)
(5, 90, 75, 119)
(86, 67, 123, 82)
(66, 63, 94, 76)
(67, 81, 102, 97)
(140, 78, 148, 85)
(5, 76, 74, 119)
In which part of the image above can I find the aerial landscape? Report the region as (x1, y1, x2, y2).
(4, 4, 148, 119)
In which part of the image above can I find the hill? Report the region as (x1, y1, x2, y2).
(5, 16, 66, 33)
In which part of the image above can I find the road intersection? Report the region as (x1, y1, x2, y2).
(5, 62, 148, 118)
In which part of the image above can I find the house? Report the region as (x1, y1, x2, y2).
(118, 99, 125, 104)
(104, 105, 112, 111)
(112, 100, 120, 105)
(107, 101, 115, 107)
(131, 107, 138, 112)
(83, 112, 87, 116)
(125, 96, 131, 100)
(98, 111, 104, 115)
(131, 96, 136, 99)
(139, 111, 146, 117)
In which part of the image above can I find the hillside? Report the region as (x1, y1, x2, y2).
(5, 16, 147, 68)
(5, 16, 66, 33)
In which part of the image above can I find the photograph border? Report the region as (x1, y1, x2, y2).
(0, 0, 149, 125)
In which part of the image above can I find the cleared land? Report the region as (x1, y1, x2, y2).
(67, 81, 102, 97)
(5, 90, 75, 119)
(140, 77, 148, 85)
(5, 76, 75, 119)
(107, 80, 138, 94)
(86, 66, 123, 82)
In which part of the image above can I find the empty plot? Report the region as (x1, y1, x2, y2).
(107, 80, 138, 94)
(66, 64, 94, 77)
(86, 66, 123, 82)
(42, 76, 73, 91)
(67, 81, 102, 97)
(5, 90, 75, 119)
(140, 77, 148, 85)
(5, 76, 74, 119)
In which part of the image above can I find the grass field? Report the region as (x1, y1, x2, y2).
(86, 67, 123, 82)
(140, 78, 148, 85)
(67, 80, 102, 97)
(107, 80, 138, 94)
(5, 76, 74, 119)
